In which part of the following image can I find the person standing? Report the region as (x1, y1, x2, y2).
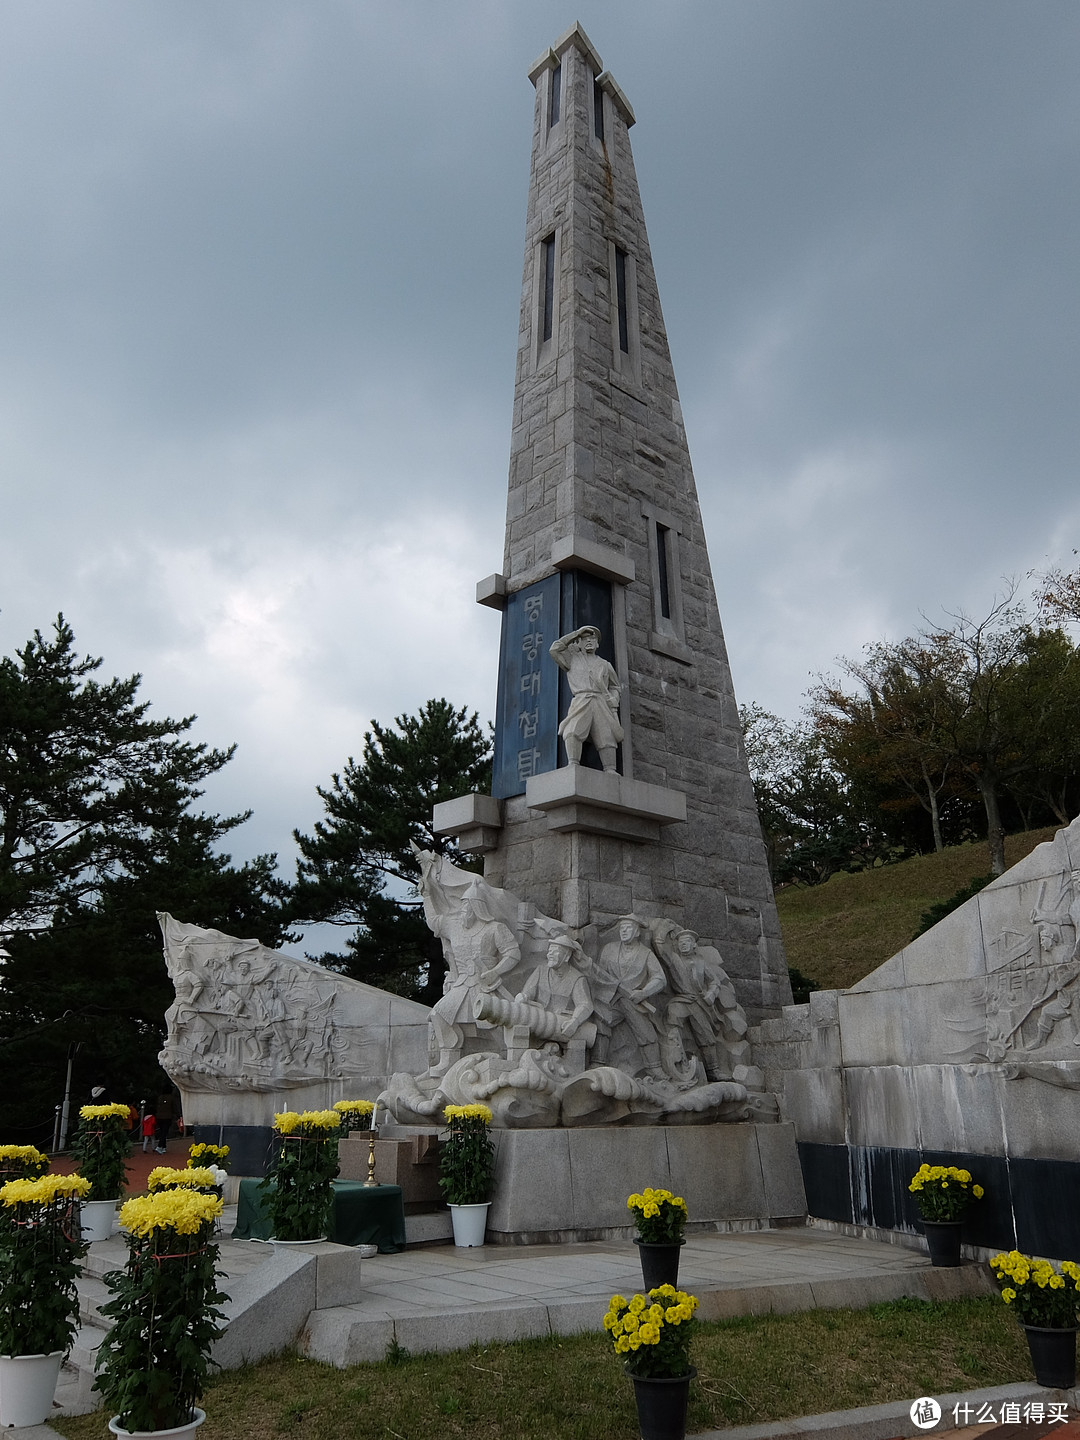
(153, 1090, 176, 1154)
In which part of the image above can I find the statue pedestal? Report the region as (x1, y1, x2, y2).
(524, 766, 686, 842)
(484, 1121, 805, 1244)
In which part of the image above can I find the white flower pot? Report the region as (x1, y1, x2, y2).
(0, 1350, 65, 1428)
(448, 1202, 490, 1247)
(108, 1404, 206, 1437)
(82, 1197, 119, 1243)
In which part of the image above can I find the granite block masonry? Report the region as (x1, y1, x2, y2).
(753, 816, 1080, 1259)
(436, 21, 791, 1027)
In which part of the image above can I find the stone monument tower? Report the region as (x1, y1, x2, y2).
(436, 22, 790, 1024)
(161, 28, 808, 1232)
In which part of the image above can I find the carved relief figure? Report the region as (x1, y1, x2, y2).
(655, 923, 750, 1080)
(949, 866, 1080, 1062)
(419, 870, 521, 1076)
(518, 933, 594, 1041)
(597, 915, 668, 1079)
(549, 625, 624, 772)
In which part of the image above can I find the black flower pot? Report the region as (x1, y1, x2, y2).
(921, 1220, 963, 1267)
(635, 1238, 685, 1292)
(627, 1366, 696, 1440)
(1023, 1325, 1078, 1388)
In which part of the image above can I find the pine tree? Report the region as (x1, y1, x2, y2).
(290, 699, 492, 1003)
(0, 616, 289, 1138)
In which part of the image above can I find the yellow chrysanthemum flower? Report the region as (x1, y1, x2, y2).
(274, 1109, 341, 1134)
(188, 1143, 229, 1164)
(628, 1295, 646, 1314)
(609, 1294, 627, 1312)
(443, 1104, 493, 1123)
(615, 1335, 630, 1354)
(119, 1189, 223, 1237)
(1, 1173, 92, 1207)
(147, 1166, 218, 1192)
(79, 1103, 131, 1121)
(0, 1144, 49, 1165)
(301, 1110, 341, 1130)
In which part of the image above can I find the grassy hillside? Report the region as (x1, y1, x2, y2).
(775, 825, 1060, 993)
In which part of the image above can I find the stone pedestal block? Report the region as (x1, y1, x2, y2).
(486, 1122, 805, 1242)
(338, 1134, 443, 1211)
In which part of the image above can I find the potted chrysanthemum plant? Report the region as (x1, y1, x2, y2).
(95, 1188, 226, 1437)
(628, 1188, 689, 1290)
(72, 1101, 133, 1242)
(908, 1163, 984, 1266)
(0, 1143, 50, 1185)
(604, 1285, 699, 1440)
(990, 1250, 1080, 1388)
(148, 1166, 224, 1196)
(187, 1142, 230, 1174)
(439, 1104, 495, 1247)
(259, 1110, 341, 1243)
(333, 1099, 376, 1136)
(0, 1172, 91, 1427)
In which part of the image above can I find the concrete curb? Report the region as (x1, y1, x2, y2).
(688, 1382, 1080, 1440)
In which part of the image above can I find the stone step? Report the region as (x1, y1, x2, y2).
(82, 1237, 128, 1279)
(404, 1211, 453, 1246)
(69, 1318, 108, 1375)
(55, 1353, 103, 1418)
(77, 1273, 112, 1326)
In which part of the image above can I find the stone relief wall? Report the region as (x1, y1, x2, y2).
(752, 818, 1080, 1237)
(158, 913, 430, 1128)
(379, 851, 770, 1128)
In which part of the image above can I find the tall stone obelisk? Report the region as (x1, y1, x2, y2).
(437, 23, 790, 1023)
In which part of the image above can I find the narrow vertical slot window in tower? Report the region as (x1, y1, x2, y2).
(541, 234, 556, 345)
(614, 245, 630, 354)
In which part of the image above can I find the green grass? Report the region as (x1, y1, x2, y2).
(50, 1296, 1033, 1440)
(776, 827, 1058, 992)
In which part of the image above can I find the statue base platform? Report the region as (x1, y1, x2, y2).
(379, 1120, 805, 1244)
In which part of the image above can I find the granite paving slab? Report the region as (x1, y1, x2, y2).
(299, 1226, 995, 1367)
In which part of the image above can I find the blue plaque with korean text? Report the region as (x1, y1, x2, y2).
(492, 575, 562, 798)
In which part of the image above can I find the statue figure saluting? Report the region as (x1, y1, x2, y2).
(548, 625, 624, 772)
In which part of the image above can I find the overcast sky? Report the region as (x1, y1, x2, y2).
(3, 1, 1078, 880)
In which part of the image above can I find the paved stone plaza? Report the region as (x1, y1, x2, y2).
(298, 1223, 989, 1368)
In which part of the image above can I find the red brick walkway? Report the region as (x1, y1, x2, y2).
(51, 1134, 191, 1195)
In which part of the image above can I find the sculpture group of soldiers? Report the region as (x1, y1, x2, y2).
(418, 859, 748, 1087)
